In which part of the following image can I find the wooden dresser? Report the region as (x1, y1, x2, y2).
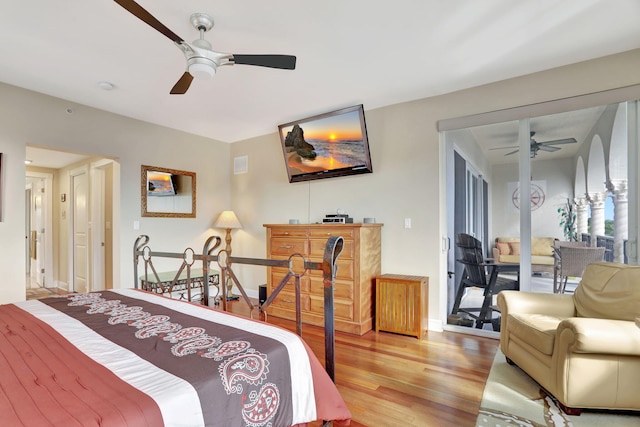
(264, 223, 382, 335)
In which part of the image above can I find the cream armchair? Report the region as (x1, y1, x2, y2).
(497, 262, 640, 415)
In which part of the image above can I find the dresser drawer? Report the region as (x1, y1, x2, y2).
(270, 268, 310, 293)
(309, 238, 354, 259)
(308, 258, 354, 281)
(309, 295, 353, 320)
(309, 277, 353, 300)
(309, 227, 355, 240)
(270, 256, 307, 274)
(267, 290, 310, 312)
(269, 227, 309, 238)
(269, 238, 308, 256)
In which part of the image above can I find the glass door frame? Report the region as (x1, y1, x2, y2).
(440, 91, 640, 336)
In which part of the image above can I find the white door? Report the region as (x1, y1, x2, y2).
(25, 172, 53, 289)
(72, 169, 89, 293)
(34, 182, 45, 286)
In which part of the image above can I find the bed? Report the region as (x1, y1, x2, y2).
(0, 235, 351, 426)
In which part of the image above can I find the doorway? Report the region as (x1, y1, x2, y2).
(25, 147, 119, 294)
(442, 100, 638, 335)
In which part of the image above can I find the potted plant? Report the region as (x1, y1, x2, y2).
(558, 198, 578, 241)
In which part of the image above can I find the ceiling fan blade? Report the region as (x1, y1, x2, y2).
(114, 0, 184, 43)
(538, 145, 561, 152)
(232, 54, 296, 69)
(540, 137, 577, 146)
(489, 145, 518, 151)
(170, 72, 194, 94)
(505, 149, 519, 156)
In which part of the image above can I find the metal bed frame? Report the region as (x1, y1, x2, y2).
(133, 234, 344, 384)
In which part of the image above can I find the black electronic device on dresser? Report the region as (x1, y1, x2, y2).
(322, 213, 353, 224)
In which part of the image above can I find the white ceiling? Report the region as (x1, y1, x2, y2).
(25, 147, 91, 170)
(6, 1, 640, 168)
(470, 105, 609, 165)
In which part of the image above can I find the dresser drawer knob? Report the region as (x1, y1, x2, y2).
(279, 245, 293, 249)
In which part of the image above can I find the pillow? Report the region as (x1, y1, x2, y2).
(509, 242, 521, 255)
(532, 238, 554, 256)
(496, 242, 511, 255)
(574, 262, 640, 321)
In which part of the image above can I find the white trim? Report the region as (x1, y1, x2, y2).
(438, 84, 640, 132)
(91, 166, 105, 291)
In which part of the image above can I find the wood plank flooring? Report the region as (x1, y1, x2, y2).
(227, 301, 499, 427)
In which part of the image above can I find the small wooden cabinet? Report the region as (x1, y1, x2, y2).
(375, 274, 429, 339)
(264, 223, 382, 335)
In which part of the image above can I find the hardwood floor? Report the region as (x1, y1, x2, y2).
(226, 300, 500, 427)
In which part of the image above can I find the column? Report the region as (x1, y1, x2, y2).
(574, 196, 589, 240)
(588, 192, 607, 246)
(610, 179, 628, 263)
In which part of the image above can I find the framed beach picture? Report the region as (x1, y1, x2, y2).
(278, 104, 373, 183)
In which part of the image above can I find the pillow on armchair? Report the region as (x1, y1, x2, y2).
(574, 262, 640, 321)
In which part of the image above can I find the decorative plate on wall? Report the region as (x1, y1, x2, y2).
(511, 182, 546, 211)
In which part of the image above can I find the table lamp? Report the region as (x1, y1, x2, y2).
(213, 210, 242, 299)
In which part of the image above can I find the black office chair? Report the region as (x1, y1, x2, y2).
(451, 233, 519, 330)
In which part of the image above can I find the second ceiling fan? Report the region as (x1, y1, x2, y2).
(492, 131, 577, 158)
(113, 0, 297, 94)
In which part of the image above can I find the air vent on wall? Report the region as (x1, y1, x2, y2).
(234, 155, 248, 174)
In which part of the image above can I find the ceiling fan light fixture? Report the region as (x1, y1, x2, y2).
(188, 61, 216, 79)
(114, 1, 297, 94)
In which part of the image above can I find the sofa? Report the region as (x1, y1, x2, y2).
(497, 262, 640, 415)
(492, 237, 556, 273)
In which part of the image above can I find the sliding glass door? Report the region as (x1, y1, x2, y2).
(443, 100, 638, 334)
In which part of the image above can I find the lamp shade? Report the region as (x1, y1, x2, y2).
(213, 210, 242, 229)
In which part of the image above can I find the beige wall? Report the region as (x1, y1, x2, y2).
(491, 157, 575, 240)
(2, 49, 640, 329)
(0, 83, 231, 303)
(230, 48, 640, 330)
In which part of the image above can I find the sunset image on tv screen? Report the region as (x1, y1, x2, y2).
(280, 109, 368, 176)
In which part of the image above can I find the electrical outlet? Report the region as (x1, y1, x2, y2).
(404, 218, 412, 229)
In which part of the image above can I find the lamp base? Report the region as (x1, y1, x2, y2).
(226, 295, 240, 301)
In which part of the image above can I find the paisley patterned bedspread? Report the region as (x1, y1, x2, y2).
(2, 289, 351, 426)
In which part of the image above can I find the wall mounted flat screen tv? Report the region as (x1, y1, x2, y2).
(278, 104, 372, 183)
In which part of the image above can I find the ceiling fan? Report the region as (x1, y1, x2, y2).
(490, 131, 577, 158)
(113, 0, 297, 94)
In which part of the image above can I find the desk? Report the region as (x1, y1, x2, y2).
(139, 268, 220, 304)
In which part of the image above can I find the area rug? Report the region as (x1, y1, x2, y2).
(476, 350, 639, 427)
